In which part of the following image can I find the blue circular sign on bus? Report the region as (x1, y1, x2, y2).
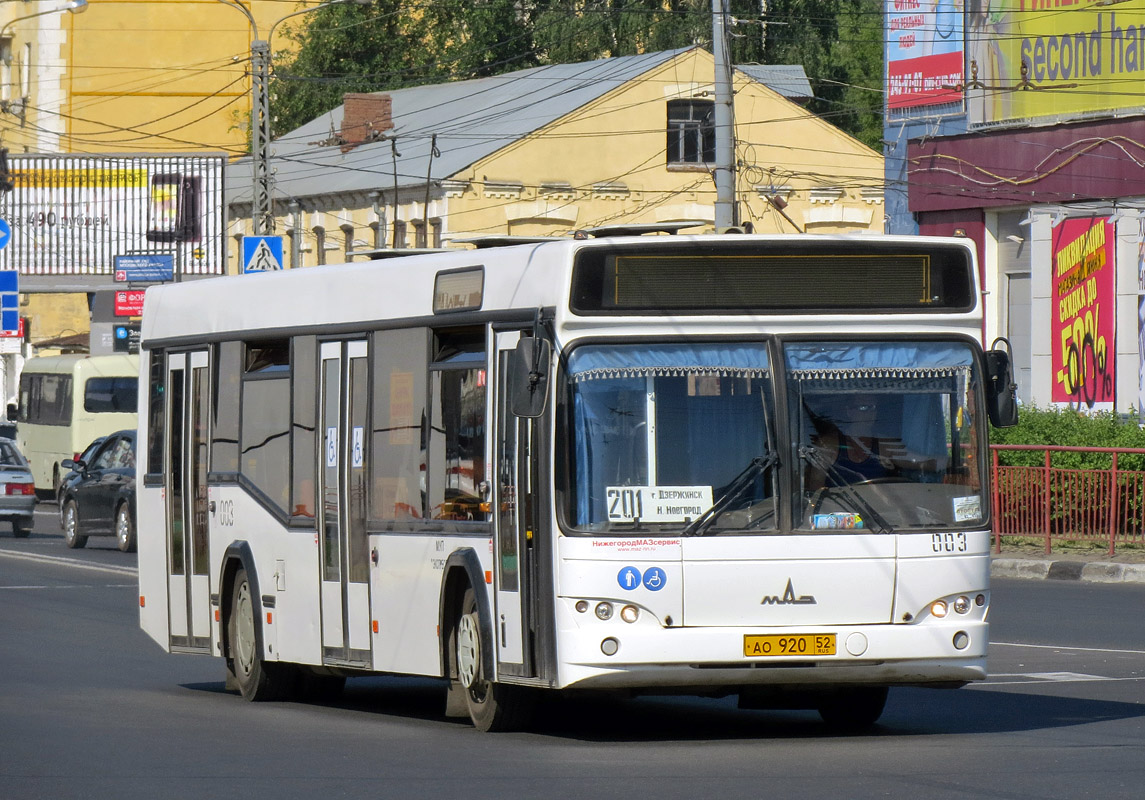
(617, 566, 641, 591)
(642, 567, 667, 591)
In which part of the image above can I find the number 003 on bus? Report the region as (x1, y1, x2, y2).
(744, 634, 837, 657)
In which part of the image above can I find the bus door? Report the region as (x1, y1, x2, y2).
(492, 331, 537, 678)
(318, 340, 372, 667)
(166, 350, 212, 653)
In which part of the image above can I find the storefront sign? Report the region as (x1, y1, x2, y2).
(1051, 216, 1116, 408)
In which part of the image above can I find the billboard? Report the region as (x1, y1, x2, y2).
(0, 154, 225, 276)
(968, 0, 1145, 126)
(1051, 216, 1116, 409)
(886, 0, 965, 109)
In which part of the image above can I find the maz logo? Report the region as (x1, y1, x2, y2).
(761, 578, 816, 605)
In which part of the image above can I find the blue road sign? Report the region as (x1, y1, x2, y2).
(0, 269, 18, 332)
(115, 253, 174, 282)
(617, 566, 641, 591)
(243, 235, 284, 273)
(0, 218, 10, 251)
(642, 567, 667, 591)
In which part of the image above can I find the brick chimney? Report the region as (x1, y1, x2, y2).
(339, 93, 393, 153)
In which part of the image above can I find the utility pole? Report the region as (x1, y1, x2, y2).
(250, 39, 273, 235)
(712, 0, 737, 229)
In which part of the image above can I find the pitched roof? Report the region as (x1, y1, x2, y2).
(230, 48, 691, 206)
(735, 64, 813, 102)
(228, 49, 813, 207)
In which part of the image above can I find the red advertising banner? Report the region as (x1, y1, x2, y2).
(1051, 217, 1116, 407)
(114, 290, 146, 317)
(886, 51, 963, 109)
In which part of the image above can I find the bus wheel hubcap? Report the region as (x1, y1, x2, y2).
(457, 613, 480, 688)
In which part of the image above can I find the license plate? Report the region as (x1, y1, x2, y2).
(743, 633, 836, 657)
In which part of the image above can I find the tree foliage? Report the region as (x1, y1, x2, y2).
(268, 0, 884, 149)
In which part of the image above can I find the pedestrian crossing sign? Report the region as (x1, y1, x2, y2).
(242, 235, 284, 273)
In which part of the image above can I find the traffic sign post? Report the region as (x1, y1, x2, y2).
(243, 235, 284, 273)
(0, 269, 18, 333)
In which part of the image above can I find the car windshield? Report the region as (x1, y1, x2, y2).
(566, 342, 777, 533)
(788, 341, 986, 531)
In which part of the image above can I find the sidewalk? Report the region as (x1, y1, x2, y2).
(991, 548, 1145, 584)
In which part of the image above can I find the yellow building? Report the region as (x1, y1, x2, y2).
(228, 47, 884, 269)
(1, 0, 318, 155)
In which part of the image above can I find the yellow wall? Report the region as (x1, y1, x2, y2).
(21, 293, 90, 344)
(1, 0, 318, 155)
(242, 49, 884, 269)
(445, 49, 883, 239)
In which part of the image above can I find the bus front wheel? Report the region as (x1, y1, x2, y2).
(817, 686, 888, 731)
(454, 587, 535, 732)
(227, 568, 292, 702)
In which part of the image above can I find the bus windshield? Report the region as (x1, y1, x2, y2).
(564, 339, 987, 535)
(789, 340, 985, 532)
(567, 342, 777, 533)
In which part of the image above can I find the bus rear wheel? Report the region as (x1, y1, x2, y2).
(817, 686, 888, 731)
(227, 568, 292, 702)
(454, 587, 535, 732)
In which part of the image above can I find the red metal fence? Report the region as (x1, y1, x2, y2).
(991, 444, 1145, 555)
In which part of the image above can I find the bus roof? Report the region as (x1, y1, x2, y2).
(140, 234, 981, 347)
(20, 353, 139, 375)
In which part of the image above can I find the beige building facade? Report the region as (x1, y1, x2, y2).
(230, 48, 884, 271)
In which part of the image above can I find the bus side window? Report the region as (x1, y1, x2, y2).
(146, 350, 165, 476)
(370, 328, 429, 522)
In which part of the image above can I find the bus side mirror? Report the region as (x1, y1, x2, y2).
(509, 337, 551, 418)
(985, 338, 1018, 428)
(6, 402, 15, 421)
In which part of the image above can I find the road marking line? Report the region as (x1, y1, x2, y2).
(0, 548, 137, 577)
(992, 640, 1145, 656)
(990, 671, 1106, 681)
(974, 675, 1144, 686)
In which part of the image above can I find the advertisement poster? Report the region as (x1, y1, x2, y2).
(968, 0, 1145, 126)
(886, 0, 965, 109)
(1051, 217, 1116, 408)
(1138, 221, 1145, 421)
(0, 154, 224, 276)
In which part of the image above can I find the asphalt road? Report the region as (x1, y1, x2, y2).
(1, 506, 1143, 799)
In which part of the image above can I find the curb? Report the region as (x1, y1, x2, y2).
(991, 557, 1145, 584)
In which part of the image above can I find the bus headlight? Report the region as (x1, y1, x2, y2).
(953, 596, 971, 614)
(575, 600, 589, 613)
(930, 600, 948, 618)
(620, 605, 639, 623)
(595, 602, 613, 620)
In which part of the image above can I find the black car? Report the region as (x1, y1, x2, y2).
(58, 429, 136, 552)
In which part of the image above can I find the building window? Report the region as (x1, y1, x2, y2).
(412, 220, 426, 249)
(393, 220, 407, 249)
(667, 100, 715, 165)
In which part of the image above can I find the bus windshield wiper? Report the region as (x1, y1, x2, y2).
(682, 454, 776, 537)
(797, 445, 893, 535)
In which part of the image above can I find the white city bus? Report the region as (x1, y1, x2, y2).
(137, 232, 1017, 731)
(14, 353, 139, 494)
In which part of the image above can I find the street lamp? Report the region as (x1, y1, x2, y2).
(1, 0, 87, 37)
(216, 0, 371, 236)
(1, 0, 88, 123)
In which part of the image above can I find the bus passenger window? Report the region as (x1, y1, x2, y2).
(370, 328, 429, 521)
(428, 367, 487, 522)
